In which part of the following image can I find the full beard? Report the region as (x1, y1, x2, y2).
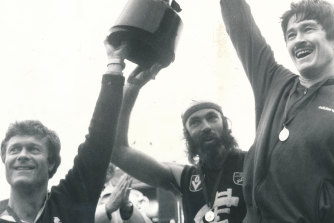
(199, 139, 223, 164)
(195, 132, 230, 168)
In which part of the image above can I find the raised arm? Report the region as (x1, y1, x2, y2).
(111, 64, 183, 194)
(219, 0, 293, 123)
(220, 0, 278, 82)
(56, 40, 128, 209)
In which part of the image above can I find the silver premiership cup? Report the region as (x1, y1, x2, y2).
(107, 0, 183, 68)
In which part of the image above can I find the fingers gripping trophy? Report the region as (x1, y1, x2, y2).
(107, 0, 183, 72)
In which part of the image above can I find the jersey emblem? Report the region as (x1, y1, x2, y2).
(233, 172, 244, 185)
(189, 174, 203, 192)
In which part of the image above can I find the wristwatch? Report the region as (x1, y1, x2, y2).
(120, 201, 134, 220)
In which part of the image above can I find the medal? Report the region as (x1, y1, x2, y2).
(199, 164, 224, 223)
(279, 126, 289, 141)
(278, 79, 328, 143)
(204, 210, 215, 222)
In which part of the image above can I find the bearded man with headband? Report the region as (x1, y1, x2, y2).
(111, 68, 247, 223)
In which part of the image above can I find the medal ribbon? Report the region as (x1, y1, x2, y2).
(200, 167, 224, 209)
(198, 150, 231, 209)
(281, 78, 334, 130)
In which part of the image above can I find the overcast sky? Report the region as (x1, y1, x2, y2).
(0, 0, 331, 199)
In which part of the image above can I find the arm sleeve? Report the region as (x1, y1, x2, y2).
(53, 74, 125, 205)
(124, 208, 152, 223)
(95, 204, 112, 223)
(220, 0, 292, 123)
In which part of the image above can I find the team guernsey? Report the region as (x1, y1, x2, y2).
(221, 0, 334, 222)
(0, 74, 124, 223)
(180, 149, 246, 223)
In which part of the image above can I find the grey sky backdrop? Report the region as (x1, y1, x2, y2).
(1, 0, 331, 199)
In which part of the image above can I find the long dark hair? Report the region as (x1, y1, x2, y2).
(183, 115, 239, 164)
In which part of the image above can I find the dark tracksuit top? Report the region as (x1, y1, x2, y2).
(0, 74, 124, 223)
(220, 0, 334, 222)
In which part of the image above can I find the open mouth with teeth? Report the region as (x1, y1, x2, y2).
(295, 48, 313, 59)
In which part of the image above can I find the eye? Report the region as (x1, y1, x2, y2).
(207, 114, 219, 122)
(189, 119, 200, 127)
(304, 26, 315, 32)
(286, 32, 296, 40)
(28, 145, 41, 154)
(8, 145, 21, 154)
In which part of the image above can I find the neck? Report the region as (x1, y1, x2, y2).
(299, 66, 334, 88)
(201, 145, 229, 170)
(8, 185, 47, 223)
(299, 75, 329, 88)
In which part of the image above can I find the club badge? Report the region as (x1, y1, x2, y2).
(189, 174, 203, 192)
(233, 172, 244, 185)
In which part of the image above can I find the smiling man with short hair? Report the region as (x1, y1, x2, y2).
(0, 38, 135, 223)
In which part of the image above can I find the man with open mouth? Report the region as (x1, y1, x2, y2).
(220, 0, 334, 222)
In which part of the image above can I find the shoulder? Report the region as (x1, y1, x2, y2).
(230, 148, 247, 160)
(181, 164, 196, 176)
(0, 200, 13, 223)
(0, 200, 8, 215)
(180, 164, 199, 186)
(225, 149, 247, 170)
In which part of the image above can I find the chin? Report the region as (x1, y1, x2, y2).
(199, 139, 221, 156)
(296, 61, 317, 76)
(11, 179, 35, 188)
(201, 139, 219, 149)
(10, 176, 46, 189)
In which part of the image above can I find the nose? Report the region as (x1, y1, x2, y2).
(200, 120, 212, 133)
(17, 148, 30, 161)
(294, 32, 307, 45)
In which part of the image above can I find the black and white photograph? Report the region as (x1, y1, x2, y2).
(0, 0, 334, 222)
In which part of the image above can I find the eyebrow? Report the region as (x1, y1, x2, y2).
(8, 142, 42, 148)
(206, 111, 219, 116)
(287, 20, 319, 33)
(189, 111, 219, 121)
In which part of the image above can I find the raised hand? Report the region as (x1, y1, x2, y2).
(104, 38, 129, 61)
(127, 64, 163, 88)
(105, 174, 133, 214)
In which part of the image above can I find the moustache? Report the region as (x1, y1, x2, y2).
(199, 131, 218, 141)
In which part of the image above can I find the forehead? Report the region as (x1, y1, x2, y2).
(6, 135, 48, 149)
(287, 17, 320, 31)
(186, 108, 221, 121)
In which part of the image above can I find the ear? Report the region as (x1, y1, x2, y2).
(1, 153, 6, 163)
(1, 144, 7, 163)
(48, 161, 56, 176)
